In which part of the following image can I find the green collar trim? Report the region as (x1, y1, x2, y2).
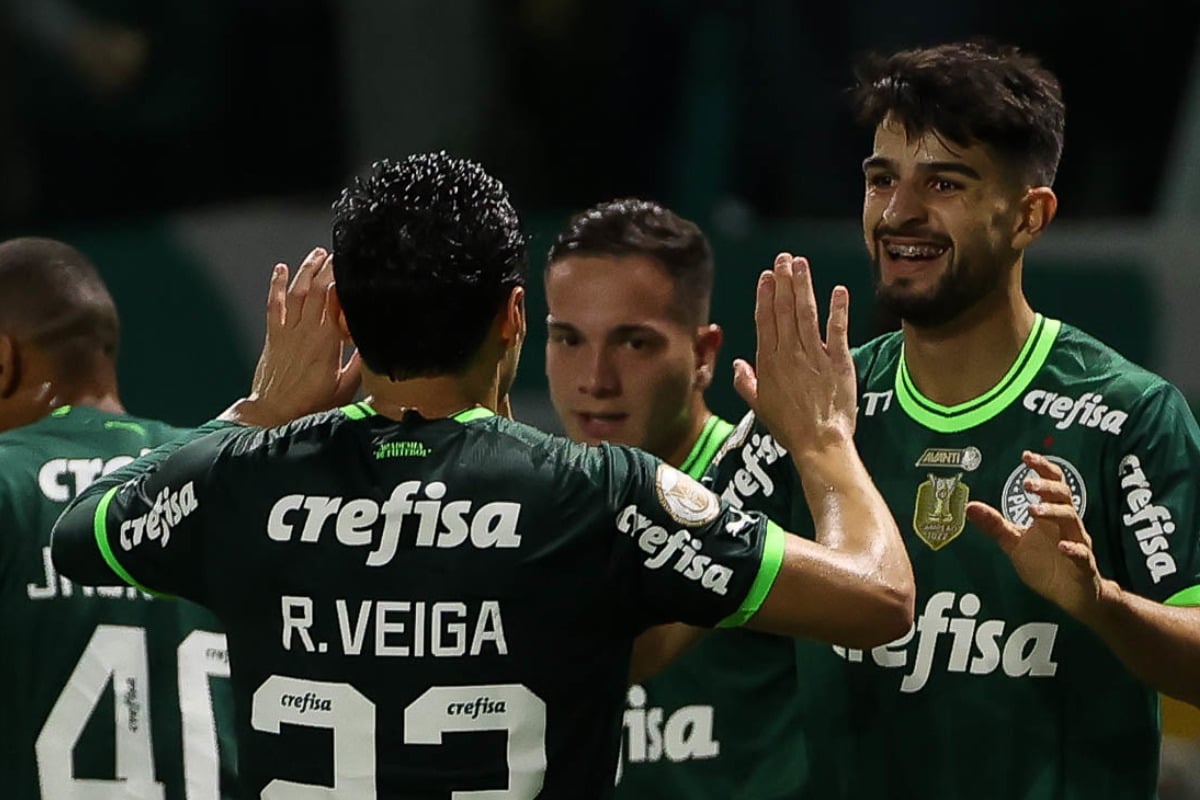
(50, 405, 73, 417)
(895, 314, 1061, 433)
(342, 403, 495, 423)
(679, 415, 735, 479)
(340, 402, 379, 420)
(452, 407, 495, 423)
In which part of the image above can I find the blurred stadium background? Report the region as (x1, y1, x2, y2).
(5, 0, 1200, 795)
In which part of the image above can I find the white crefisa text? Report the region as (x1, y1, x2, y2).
(266, 481, 522, 566)
(1119, 454, 1178, 583)
(615, 504, 733, 595)
(834, 591, 1059, 693)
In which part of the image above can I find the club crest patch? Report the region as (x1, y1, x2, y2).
(656, 463, 721, 527)
(1001, 455, 1087, 526)
(913, 472, 970, 550)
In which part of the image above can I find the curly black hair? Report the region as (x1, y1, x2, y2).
(332, 152, 527, 380)
(853, 39, 1065, 187)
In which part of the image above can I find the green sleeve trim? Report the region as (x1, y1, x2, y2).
(50, 405, 72, 417)
(452, 407, 495, 423)
(680, 416, 736, 479)
(895, 315, 1061, 433)
(718, 520, 785, 628)
(92, 486, 167, 598)
(1165, 585, 1200, 607)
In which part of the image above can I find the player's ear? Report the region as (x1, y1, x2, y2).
(328, 284, 353, 342)
(502, 286, 526, 344)
(0, 334, 17, 398)
(1012, 186, 1058, 250)
(694, 324, 723, 391)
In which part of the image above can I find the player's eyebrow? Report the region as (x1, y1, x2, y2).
(862, 155, 982, 180)
(610, 323, 661, 337)
(862, 155, 892, 174)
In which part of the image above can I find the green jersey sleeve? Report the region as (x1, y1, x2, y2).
(602, 443, 786, 631)
(1106, 381, 1200, 605)
(707, 412, 798, 527)
(51, 420, 243, 601)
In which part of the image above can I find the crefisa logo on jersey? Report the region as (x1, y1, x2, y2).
(266, 481, 522, 566)
(1119, 454, 1178, 583)
(1020, 390, 1127, 434)
(1001, 455, 1087, 527)
(618, 684, 718, 781)
(38, 450, 151, 502)
(834, 591, 1059, 693)
(911, 447, 981, 551)
(717, 426, 787, 511)
(119, 482, 199, 550)
(616, 505, 734, 595)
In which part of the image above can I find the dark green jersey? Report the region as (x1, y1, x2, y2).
(52, 405, 785, 799)
(0, 405, 237, 800)
(713, 315, 1200, 799)
(615, 416, 804, 799)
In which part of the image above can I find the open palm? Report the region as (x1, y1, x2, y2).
(965, 451, 1102, 618)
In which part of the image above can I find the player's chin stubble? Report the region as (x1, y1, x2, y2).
(871, 251, 1004, 330)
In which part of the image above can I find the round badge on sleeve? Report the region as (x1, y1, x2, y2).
(655, 463, 721, 526)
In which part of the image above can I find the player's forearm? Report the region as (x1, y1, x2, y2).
(789, 441, 915, 631)
(792, 442, 912, 586)
(1078, 582, 1200, 708)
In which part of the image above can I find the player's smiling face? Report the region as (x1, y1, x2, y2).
(862, 114, 1025, 328)
(545, 254, 699, 458)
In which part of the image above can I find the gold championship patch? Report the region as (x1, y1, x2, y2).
(913, 472, 970, 550)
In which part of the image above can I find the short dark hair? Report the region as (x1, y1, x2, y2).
(332, 152, 528, 380)
(0, 237, 119, 375)
(853, 39, 1065, 187)
(546, 199, 714, 325)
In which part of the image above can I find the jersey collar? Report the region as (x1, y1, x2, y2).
(894, 314, 1061, 433)
(679, 415, 735, 479)
(339, 402, 495, 423)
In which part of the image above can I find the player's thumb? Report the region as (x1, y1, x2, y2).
(965, 500, 1020, 552)
(732, 359, 759, 409)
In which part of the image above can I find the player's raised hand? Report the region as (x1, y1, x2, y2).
(733, 253, 857, 456)
(966, 451, 1107, 618)
(223, 247, 362, 426)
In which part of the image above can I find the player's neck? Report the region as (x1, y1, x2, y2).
(42, 369, 125, 417)
(900, 288, 1036, 408)
(660, 398, 713, 469)
(3, 357, 125, 427)
(362, 368, 501, 421)
(61, 390, 125, 416)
